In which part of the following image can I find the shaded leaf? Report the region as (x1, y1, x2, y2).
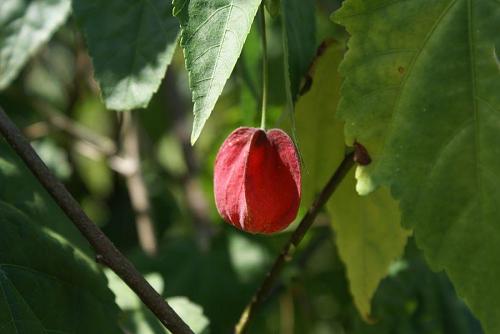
(0, 0, 71, 90)
(0, 201, 120, 333)
(334, 0, 500, 331)
(72, 0, 179, 110)
(174, 0, 261, 143)
(0, 140, 89, 252)
(282, 0, 316, 102)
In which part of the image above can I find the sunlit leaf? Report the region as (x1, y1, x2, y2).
(296, 42, 409, 320)
(328, 170, 410, 319)
(0, 0, 71, 89)
(296, 42, 345, 209)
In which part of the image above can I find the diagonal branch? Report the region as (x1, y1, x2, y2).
(235, 151, 355, 333)
(0, 106, 194, 334)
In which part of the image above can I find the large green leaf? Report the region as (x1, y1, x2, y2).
(0, 140, 89, 252)
(295, 42, 409, 320)
(174, 0, 261, 143)
(281, 0, 316, 102)
(334, 0, 500, 332)
(328, 170, 409, 320)
(0, 201, 120, 333)
(0, 0, 71, 90)
(72, 0, 179, 110)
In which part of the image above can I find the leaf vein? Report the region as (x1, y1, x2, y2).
(467, 0, 483, 214)
(0, 269, 20, 334)
(183, 4, 232, 45)
(373, 0, 459, 176)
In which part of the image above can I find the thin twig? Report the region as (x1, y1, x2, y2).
(32, 107, 138, 176)
(0, 106, 194, 334)
(164, 70, 215, 250)
(234, 152, 355, 333)
(39, 107, 117, 156)
(121, 111, 158, 255)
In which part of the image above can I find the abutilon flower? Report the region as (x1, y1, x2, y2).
(214, 127, 301, 234)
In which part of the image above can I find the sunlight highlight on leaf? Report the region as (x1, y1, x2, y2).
(174, 0, 261, 143)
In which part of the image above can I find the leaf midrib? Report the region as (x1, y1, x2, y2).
(0, 269, 20, 334)
(0, 269, 72, 334)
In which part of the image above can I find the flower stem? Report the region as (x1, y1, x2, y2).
(259, 4, 268, 130)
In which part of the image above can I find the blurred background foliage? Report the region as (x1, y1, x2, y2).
(0, 0, 483, 333)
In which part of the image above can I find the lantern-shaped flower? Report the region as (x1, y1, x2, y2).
(214, 127, 301, 234)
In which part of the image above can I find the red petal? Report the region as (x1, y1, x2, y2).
(214, 127, 301, 234)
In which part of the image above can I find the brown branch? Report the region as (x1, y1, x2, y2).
(0, 106, 194, 334)
(234, 151, 355, 334)
(120, 111, 158, 256)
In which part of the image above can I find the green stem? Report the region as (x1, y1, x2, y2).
(259, 4, 268, 130)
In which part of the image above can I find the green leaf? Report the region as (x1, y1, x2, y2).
(282, 0, 316, 102)
(334, 0, 500, 331)
(174, 0, 261, 143)
(106, 270, 165, 311)
(0, 201, 121, 333)
(107, 259, 210, 333)
(295, 42, 345, 208)
(0, 140, 89, 253)
(72, 0, 179, 110)
(167, 297, 209, 334)
(0, 0, 71, 90)
(121, 297, 209, 334)
(327, 169, 410, 320)
(295, 43, 409, 320)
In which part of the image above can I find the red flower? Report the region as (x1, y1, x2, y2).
(214, 127, 301, 234)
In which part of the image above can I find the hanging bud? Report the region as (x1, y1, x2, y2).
(214, 127, 301, 234)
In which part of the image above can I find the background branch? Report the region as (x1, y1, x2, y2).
(235, 151, 355, 333)
(120, 111, 158, 255)
(0, 105, 194, 334)
(164, 70, 215, 250)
